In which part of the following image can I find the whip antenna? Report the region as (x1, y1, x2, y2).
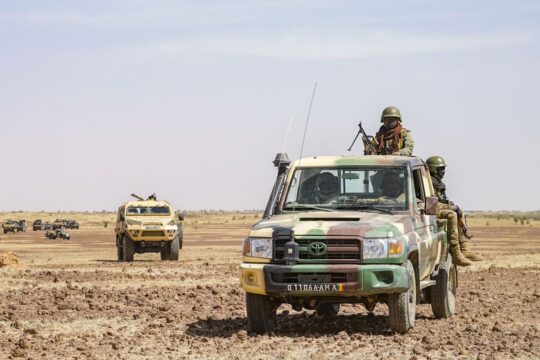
(298, 82, 317, 160)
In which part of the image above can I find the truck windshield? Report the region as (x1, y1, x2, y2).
(126, 206, 171, 215)
(282, 167, 408, 212)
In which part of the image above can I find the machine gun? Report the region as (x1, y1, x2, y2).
(347, 122, 379, 155)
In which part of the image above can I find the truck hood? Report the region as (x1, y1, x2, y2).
(250, 211, 416, 238)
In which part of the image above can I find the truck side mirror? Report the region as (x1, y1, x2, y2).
(177, 212, 184, 221)
(119, 214, 125, 221)
(424, 196, 439, 216)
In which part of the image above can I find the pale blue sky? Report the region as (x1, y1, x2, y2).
(0, 1, 539, 211)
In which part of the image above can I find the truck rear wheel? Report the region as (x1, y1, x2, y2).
(430, 256, 457, 319)
(123, 236, 134, 262)
(387, 260, 416, 333)
(246, 293, 278, 334)
(317, 303, 340, 318)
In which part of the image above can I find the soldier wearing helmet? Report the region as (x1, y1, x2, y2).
(373, 106, 415, 156)
(427, 156, 482, 266)
(314, 172, 340, 204)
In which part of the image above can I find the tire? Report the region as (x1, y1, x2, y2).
(117, 238, 124, 261)
(168, 236, 180, 261)
(246, 293, 278, 334)
(177, 224, 184, 249)
(123, 236, 134, 262)
(317, 303, 340, 318)
(388, 260, 416, 333)
(430, 256, 457, 319)
(160, 247, 170, 260)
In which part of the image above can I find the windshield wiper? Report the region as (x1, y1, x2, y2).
(336, 205, 393, 215)
(283, 204, 336, 212)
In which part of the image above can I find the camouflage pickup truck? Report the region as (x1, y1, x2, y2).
(240, 154, 457, 333)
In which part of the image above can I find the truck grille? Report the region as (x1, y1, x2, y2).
(274, 238, 361, 263)
(271, 272, 350, 284)
(141, 231, 165, 237)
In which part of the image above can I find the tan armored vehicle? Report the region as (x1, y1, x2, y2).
(115, 194, 183, 262)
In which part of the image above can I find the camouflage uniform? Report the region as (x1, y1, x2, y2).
(372, 106, 415, 156)
(427, 156, 481, 265)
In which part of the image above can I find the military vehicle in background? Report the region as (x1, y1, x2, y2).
(45, 228, 71, 240)
(65, 220, 80, 229)
(3, 220, 16, 234)
(240, 153, 457, 334)
(3, 220, 26, 233)
(13, 220, 27, 232)
(51, 219, 80, 230)
(33, 219, 50, 231)
(115, 193, 183, 262)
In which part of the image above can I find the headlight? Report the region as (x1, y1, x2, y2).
(363, 238, 404, 259)
(167, 220, 176, 226)
(363, 239, 388, 259)
(243, 237, 272, 259)
(126, 219, 142, 226)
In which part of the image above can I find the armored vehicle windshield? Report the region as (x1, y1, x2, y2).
(126, 206, 171, 215)
(282, 166, 409, 212)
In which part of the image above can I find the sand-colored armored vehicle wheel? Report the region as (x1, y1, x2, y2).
(430, 255, 457, 319)
(388, 260, 416, 333)
(316, 303, 340, 318)
(246, 293, 278, 334)
(123, 236, 135, 262)
(117, 242, 124, 261)
(160, 247, 170, 260)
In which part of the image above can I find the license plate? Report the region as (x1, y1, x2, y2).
(286, 283, 343, 292)
(145, 225, 161, 230)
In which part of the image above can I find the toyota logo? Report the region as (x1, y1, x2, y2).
(308, 242, 327, 256)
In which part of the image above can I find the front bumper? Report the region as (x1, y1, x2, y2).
(240, 263, 409, 297)
(125, 227, 177, 242)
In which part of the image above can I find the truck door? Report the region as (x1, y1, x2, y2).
(412, 167, 438, 279)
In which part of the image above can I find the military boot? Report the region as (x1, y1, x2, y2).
(460, 240, 483, 261)
(450, 244, 473, 266)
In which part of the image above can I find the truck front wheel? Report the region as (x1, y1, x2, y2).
(430, 256, 457, 319)
(117, 238, 124, 262)
(168, 236, 180, 261)
(387, 260, 416, 333)
(246, 293, 278, 334)
(123, 236, 134, 262)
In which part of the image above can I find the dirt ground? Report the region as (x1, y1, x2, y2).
(0, 215, 539, 359)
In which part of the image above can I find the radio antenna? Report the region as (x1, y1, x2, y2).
(292, 82, 318, 224)
(298, 82, 317, 160)
(279, 114, 295, 160)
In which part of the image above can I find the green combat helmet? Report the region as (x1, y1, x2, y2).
(426, 156, 447, 175)
(381, 106, 402, 122)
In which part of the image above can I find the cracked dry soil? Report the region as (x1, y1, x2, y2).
(0, 222, 539, 359)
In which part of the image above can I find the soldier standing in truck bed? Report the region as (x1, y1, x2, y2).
(374, 106, 415, 156)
